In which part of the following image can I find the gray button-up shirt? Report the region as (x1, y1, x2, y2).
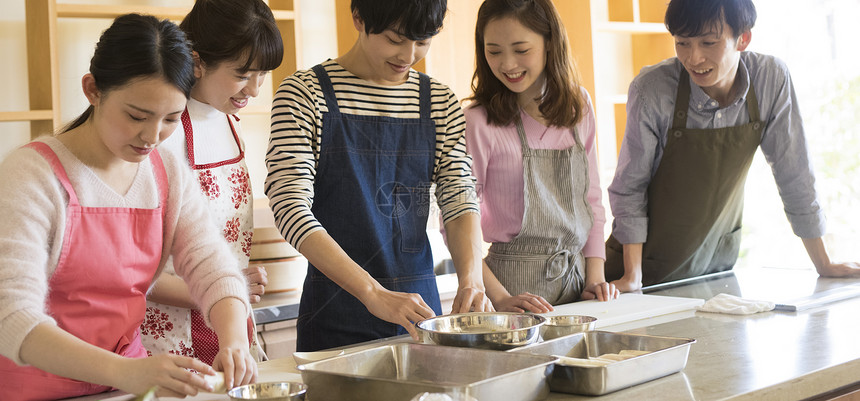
(608, 51, 826, 244)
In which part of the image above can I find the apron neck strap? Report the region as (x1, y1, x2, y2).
(672, 68, 692, 130)
(744, 79, 761, 123)
(417, 72, 431, 121)
(514, 113, 531, 153)
(313, 64, 340, 116)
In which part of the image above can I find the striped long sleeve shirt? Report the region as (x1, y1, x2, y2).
(265, 60, 479, 250)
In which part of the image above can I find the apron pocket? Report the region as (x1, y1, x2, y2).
(709, 226, 742, 271)
(393, 185, 426, 253)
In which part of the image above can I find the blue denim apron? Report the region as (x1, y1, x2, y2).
(296, 64, 442, 351)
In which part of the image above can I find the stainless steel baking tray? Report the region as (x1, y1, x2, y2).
(511, 330, 695, 395)
(298, 343, 556, 400)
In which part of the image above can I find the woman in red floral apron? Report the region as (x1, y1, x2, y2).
(0, 14, 255, 401)
(141, 0, 283, 364)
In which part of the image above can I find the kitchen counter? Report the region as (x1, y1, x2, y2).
(67, 267, 860, 400)
(544, 267, 860, 400)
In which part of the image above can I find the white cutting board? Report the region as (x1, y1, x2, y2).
(545, 293, 704, 329)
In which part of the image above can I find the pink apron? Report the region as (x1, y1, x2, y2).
(0, 141, 167, 401)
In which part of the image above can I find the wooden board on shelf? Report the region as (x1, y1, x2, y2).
(608, 0, 635, 22)
(639, 0, 669, 24)
(0, 111, 54, 122)
(632, 33, 675, 75)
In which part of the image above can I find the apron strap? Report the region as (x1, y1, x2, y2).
(312, 64, 340, 117)
(417, 72, 431, 121)
(25, 142, 80, 207)
(148, 149, 169, 216)
(671, 68, 692, 131)
(514, 115, 532, 156)
(745, 79, 761, 125)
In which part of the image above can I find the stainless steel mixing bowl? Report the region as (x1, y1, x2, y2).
(227, 382, 307, 400)
(541, 315, 597, 340)
(415, 312, 546, 350)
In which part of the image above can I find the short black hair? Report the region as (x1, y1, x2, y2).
(665, 0, 757, 38)
(351, 0, 447, 41)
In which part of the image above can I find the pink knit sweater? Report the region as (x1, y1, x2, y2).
(0, 137, 249, 365)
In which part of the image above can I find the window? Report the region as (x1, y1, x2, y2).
(737, 0, 860, 269)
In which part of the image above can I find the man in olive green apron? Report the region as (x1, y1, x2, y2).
(605, 0, 860, 290)
(605, 68, 762, 287)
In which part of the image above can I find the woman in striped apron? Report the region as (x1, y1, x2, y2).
(465, 0, 618, 311)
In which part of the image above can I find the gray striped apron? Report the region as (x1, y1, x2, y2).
(485, 115, 593, 305)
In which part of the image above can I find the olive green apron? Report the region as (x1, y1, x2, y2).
(606, 69, 764, 286)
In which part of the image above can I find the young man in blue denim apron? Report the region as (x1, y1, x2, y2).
(266, 0, 493, 351)
(605, 0, 860, 292)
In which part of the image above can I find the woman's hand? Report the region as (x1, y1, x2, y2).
(580, 281, 620, 301)
(492, 292, 553, 313)
(116, 354, 216, 397)
(243, 265, 268, 303)
(211, 344, 257, 391)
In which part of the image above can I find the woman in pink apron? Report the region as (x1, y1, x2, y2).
(465, 0, 619, 312)
(142, 0, 283, 365)
(0, 14, 255, 400)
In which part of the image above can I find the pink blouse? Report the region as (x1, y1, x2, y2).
(464, 91, 606, 260)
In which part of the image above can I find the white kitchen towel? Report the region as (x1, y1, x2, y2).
(697, 293, 775, 315)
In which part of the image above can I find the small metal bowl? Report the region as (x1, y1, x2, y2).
(227, 382, 307, 401)
(415, 312, 546, 350)
(540, 315, 597, 340)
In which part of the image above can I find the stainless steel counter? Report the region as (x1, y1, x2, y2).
(69, 267, 860, 401)
(544, 267, 860, 400)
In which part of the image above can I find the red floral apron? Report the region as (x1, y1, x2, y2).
(141, 109, 258, 364)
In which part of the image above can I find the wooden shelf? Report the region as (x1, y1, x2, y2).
(56, 4, 189, 20)
(19, 0, 301, 139)
(0, 110, 54, 122)
(56, 4, 294, 21)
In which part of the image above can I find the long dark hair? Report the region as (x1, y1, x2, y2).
(469, 0, 584, 128)
(180, 0, 284, 72)
(63, 14, 195, 133)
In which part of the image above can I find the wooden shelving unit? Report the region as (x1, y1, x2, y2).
(17, 0, 301, 139)
(556, 0, 674, 157)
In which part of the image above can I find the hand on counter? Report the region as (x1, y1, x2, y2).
(816, 261, 860, 278)
(581, 281, 620, 302)
(803, 237, 860, 278)
(451, 285, 495, 314)
(610, 276, 643, 293)
(118, 354, 217, 397)
(492, 292, 553, 313)
(244, 265, 268, 304)
(211, 343, 257, 391)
